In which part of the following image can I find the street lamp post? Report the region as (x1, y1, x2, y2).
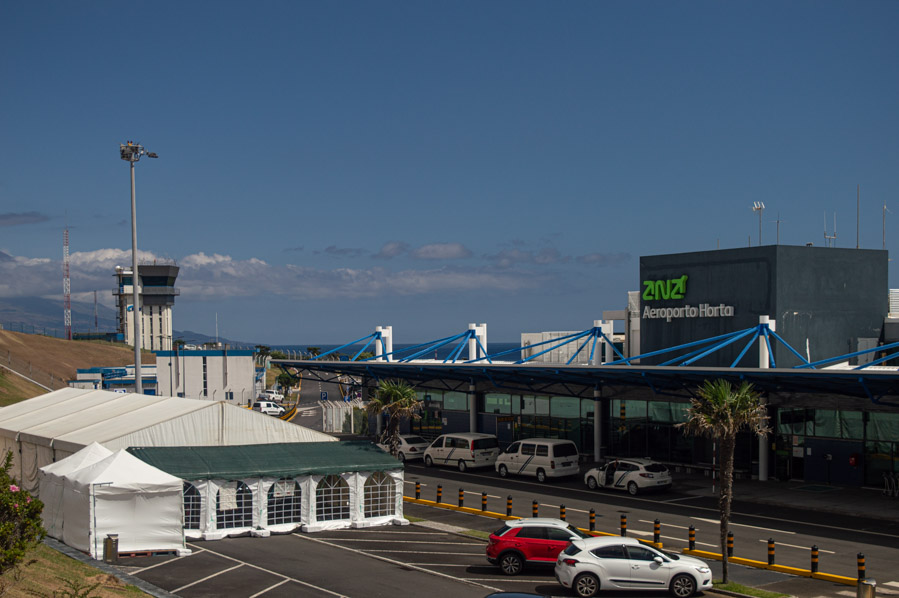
(119, 141, 158, 395)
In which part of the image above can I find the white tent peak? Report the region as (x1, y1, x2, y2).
(40, 442, 112, 477)
(68, 449, 182, 492)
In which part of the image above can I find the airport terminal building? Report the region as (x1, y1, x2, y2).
(286, 245, 899, 488)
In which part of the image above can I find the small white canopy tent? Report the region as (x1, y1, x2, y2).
(38, 442, 113, 539)
(60, 449, 184, 558)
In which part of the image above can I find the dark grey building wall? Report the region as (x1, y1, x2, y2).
(640, 246, 887, 367)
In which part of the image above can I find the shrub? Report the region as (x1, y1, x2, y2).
(0, 450, 45, 577)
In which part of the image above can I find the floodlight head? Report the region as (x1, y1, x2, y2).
(146, 152, 158, 159)
(120, 142, 143, 162)
(752, 201, 765, 211)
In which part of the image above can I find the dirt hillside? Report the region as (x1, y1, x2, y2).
(0, 329, 155, 402)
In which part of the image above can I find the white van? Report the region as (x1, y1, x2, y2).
(495, 438, 580, 482)
(423, 433, 500, 472)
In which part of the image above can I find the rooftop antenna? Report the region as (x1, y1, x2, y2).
(856, 184, 860, 249)
(884, 203, 892, 250)
(752, 202, 765, 246)
(774, 212, 785, 245)
(94, 290, 98, 334)
(824, 211, 837, 248)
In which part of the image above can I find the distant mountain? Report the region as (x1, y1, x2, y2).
(0, 296, 118, 334)
(172, 329, 257, 349)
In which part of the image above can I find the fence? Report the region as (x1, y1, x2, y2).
(321, 399, 365, 433)
(2, 322, 65, 339)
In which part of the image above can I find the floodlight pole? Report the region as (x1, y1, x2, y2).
(120, 142, 158, 395)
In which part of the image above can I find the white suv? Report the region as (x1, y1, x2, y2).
(555, 536, 712, 597)
(252, 401, 285, 416)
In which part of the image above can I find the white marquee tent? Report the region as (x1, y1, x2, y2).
(56, 449, 184, 558)
(0, 388, 336, 492)
(39, 442, 113, 539)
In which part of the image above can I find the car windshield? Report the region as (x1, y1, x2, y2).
(567, 524, 592, 539)
(404, 436, 426, 444)
(473, 438, 498, 450)
(553, 443, 578, 457)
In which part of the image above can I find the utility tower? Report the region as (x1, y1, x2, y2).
(63, 227, 72, 340)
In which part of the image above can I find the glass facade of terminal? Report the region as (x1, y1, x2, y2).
(408, 390, 899, 486)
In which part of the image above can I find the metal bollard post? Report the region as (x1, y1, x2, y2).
(481, 491, 487, 511)
(654, 519, 661, 545)
(688, 525, 695, 550)
(506, 495, 513, 516)
(811, 545, 819, 574)
(857, 578, 876, 598)
(858, 553, 866, 580)
(559, 504, 566, 521)
(727, 531, 734, 557)
(458, 488, 464, 508)
(620, 514, 627, 537)
(768, 539, 775, 565)
(415, 481, 421, 499)
(589, 508, 596, 532)
(436, 484, 443, 503)
(532, 500, 539, 517)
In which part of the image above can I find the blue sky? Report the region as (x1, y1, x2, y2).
(1, 2, 897, 344)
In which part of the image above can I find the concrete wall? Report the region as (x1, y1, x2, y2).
(156, 350, 256, 403)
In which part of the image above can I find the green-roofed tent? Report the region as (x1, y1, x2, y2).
(127, 441, 407, 538)
(127, 441, 401, 479)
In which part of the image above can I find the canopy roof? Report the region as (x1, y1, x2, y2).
(128, 441, 401, 480)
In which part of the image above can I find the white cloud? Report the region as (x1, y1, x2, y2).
(373, 241, 409, 259)
(411, 243, 473, 260)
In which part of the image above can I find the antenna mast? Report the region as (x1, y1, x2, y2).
(63, 227, 72, 340)
(824, 212, 837, 248)
(94, 290, 99, 333)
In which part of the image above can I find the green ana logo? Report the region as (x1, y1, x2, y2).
(643, 275, 688, 301)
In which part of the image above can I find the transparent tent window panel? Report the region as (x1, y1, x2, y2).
(364, 471, 396, 518)
(267, 479, 302, 525)
(316, 475, 350, 521)
(216, 482, 253, 529)
(183, 483, 201, 529)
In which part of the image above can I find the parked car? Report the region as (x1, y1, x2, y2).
(423, 432, 500, 472)
(486, 518, 592, 576)
(495, 438, 579, 482)
(377, 434, 430, 462)
(555, 536, 712, 597)
(259, 390, 284, 402)
(583, 458, 672, 495)
(252, 400, 285, 416)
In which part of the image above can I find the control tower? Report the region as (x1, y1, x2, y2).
(113, 264, 180, 351)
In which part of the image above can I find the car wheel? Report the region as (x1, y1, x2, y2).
(627, 481, 639, 495)
(670, 574, 697, 598)
(536, 468, 547, 483)
(398, 452, 406, 463)
(424, 455, 433, 467)
(498, 464, 508, 477)
(499, 552, 524, 576)
(586, 476, 598, 490)
(574, 573, 600, 597)
(458, 460, 467, 473)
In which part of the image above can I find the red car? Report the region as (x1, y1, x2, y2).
(486, 518, 592, 575)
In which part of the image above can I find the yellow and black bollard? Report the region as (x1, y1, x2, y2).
(532, 500, 539, 517)
(415, 481, 421, 499)
(653, 519, 661, 545)
(506, 495, 513, 516)
(767, 539, 775, 565)
(559, 504, 566, 521)
(858, 552, 866, 580)
(811, 545, 819, 574)
(727, 531, 734, 557)
(589, 508, 596, 532)
(436, 484, 443, 503)
(688, 525, 695, 550)
(620, 514, 627, 537)
(481, 491, 487, 511)
(458, 488, 464, 508)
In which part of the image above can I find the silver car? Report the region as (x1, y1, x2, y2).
(377, 434, 430, 462)
(555, 536, 712, 597)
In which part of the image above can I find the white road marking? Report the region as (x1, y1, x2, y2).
(363, 550, 484, 556)
(248, 578, 291, 598)
(757, 539, 835, 553)
(292, 534, 502, 592)
(131, 552, 196, 573)
(185, 542, 347, 597)
(172, 563, 244, 593)
(329, 538, 482, 545)
(692, 516, 796, 535)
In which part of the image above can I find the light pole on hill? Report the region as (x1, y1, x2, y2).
(120, 141, 158, 395)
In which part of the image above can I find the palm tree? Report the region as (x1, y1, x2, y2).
(366, 379, 421, 456)
(678, 379, 769, 583)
